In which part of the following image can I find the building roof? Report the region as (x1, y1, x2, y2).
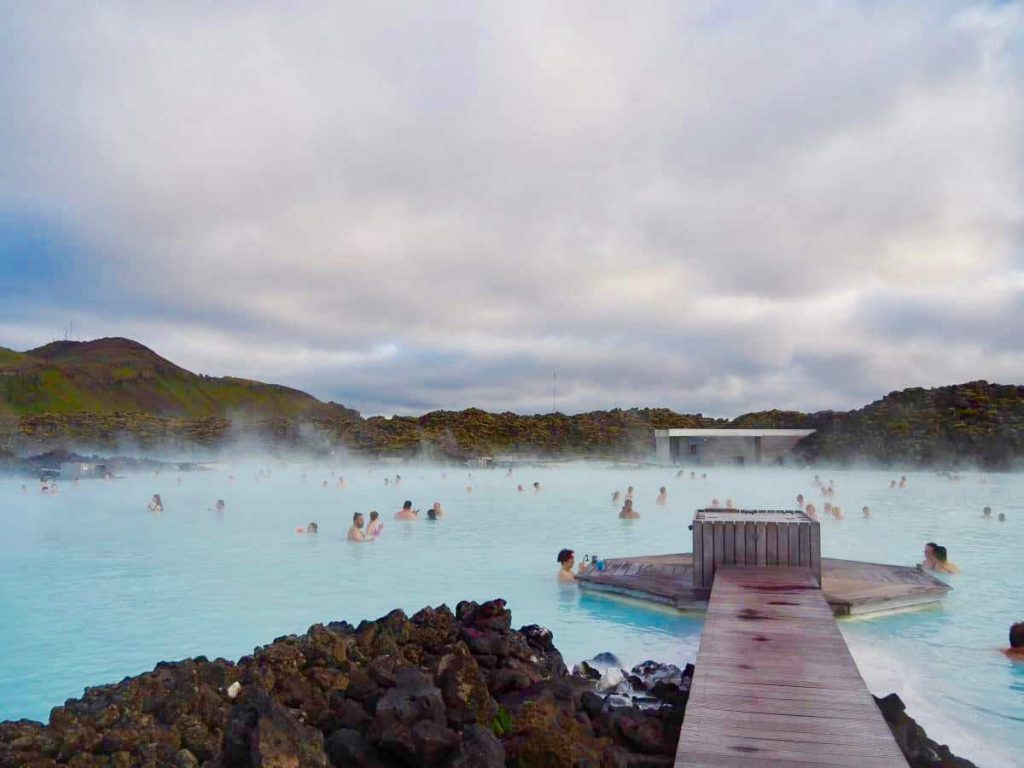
(654, 428, 815, 438)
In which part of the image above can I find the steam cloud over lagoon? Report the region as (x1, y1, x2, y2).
(0, 1, 1021, 416)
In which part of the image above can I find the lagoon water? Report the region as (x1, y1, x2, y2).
(1, 463, 1021, 765)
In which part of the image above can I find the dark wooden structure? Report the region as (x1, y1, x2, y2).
(692, 509, 820, 589)
(674, 567, 908, 767)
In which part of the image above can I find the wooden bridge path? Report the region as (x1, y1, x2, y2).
(674, 566, 908, 767)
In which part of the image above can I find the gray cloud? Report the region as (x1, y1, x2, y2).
(1, 1, 1021, 416)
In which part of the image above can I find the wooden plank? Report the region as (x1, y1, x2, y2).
(745, 522, 757, 566)
(777, 522, 789, 565)
(693, 521, 704, 588)
(734, 521, 746, 566)
(798, 524, 810, 568)
(810, 524, 821, 584)
(755, 522, 767, 565)
(788, 524, 800, 568)
(724, 521, 736, 565)
(766, 522, 778, 566)
(713, 522, 726, 571)
(703, 521, 715, 589)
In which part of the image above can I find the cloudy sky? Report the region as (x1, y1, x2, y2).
(1, 1, 1021, 416)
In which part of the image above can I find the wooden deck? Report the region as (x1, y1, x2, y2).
(674, 567, 908, 767)
(576, 553, 949, 616)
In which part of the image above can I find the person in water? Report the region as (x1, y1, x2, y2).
(533, 481, 541, 493)
(862, 506, 870, 518)
(347, 513, 366, 542)
(656, 487, 668, 505)
(395, 500, 419, 521)
(366, 510, 383, 538)
(517, 484, 524, 492)
(998, 513, 1006, 522)
(932, 545, 959, 574)
(983, 506, 993, 519)
(804, 503, 818, 520)
(619, 499, 640, 519)
(1004, 622, 1024, 660)
(148, 494, 163, 512)
(427, 508, 438, 521)
(611, 490, 621, 503)
(431, 501, 445, 518)
(796, 493, 804, 507)
(556, 549, 576, 582)
(626, 486, 635, 500)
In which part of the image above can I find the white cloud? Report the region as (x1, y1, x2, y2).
(1, 1, 1021, 415)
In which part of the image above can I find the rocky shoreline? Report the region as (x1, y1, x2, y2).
(0, 599, 975, 767)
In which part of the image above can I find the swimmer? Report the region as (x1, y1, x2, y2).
(517, 484, 524, 492)
(394, 474, 402, 486)
(337, 476, 347, 488)
(626, 486, 634, 500)
(832, 506, 844, 520)
(862, 506, 870, 518)
(395, 500, 419, 521)
(1003, 622, 1024, 660)
(307, 522, 318, 533)
(384, 478, 390, 486)
(920, 542, 939, 570)
(427, 508, 438, 521)
(148, 494, 163, 513)
(619, 499, 640, 519)
(322, 480, 328, 488)
(983, 506, 992, 519)
(998, 513, 1006, 522)
(932, 545, 959, 574)
(725, 498, 735, 509)
(691, 472, 697, 479)
(506, 468, 513, 478)
(347, 513, 366, 542)
(215, 499, 225, 512)
(533, 482, 541, 493)
(899, 475, 907, 489)
(710, 498, 721, 508)
(611, 490, 621, 503)
(431, 501, 445, 518)
(675, 469, 684, 479)
(466, 485, 473, 494)
(796, 494, 804, 507)
(805, 503, 818, 520)
(366, 511, 383, 538)
(889, 480, 896, 489)
(656, 487, 668, 505)
(700, 473, 707, 480)
(20, 485, 27, 493)
(556, 549, 576, 583)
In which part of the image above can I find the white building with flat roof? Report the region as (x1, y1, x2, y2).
(654, 428, 815, 466)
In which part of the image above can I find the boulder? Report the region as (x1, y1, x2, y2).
(435, 642, 498, 727)
(371, 668, 446, 728)
(450, 723, 506, 768)
(221, 688, 326, 767)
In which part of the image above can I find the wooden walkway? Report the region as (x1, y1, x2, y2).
(674, 567, 907, 767)
(577, 554, 949, 616)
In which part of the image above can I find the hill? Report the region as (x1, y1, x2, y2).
(2, 337, 1024, 467)
(0, 337, 356, 421)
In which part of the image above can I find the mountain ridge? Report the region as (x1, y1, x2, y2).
(2, 337, 1023, 467)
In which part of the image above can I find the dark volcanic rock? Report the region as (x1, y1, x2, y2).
(875, 693, 978, 768)
(0, 598, 975, 768)
(222, 687, 326, 767)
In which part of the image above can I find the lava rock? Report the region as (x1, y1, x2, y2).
(221, 687, 326, 767)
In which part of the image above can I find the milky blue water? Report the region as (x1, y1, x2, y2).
(1, 463, 1021, 765)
